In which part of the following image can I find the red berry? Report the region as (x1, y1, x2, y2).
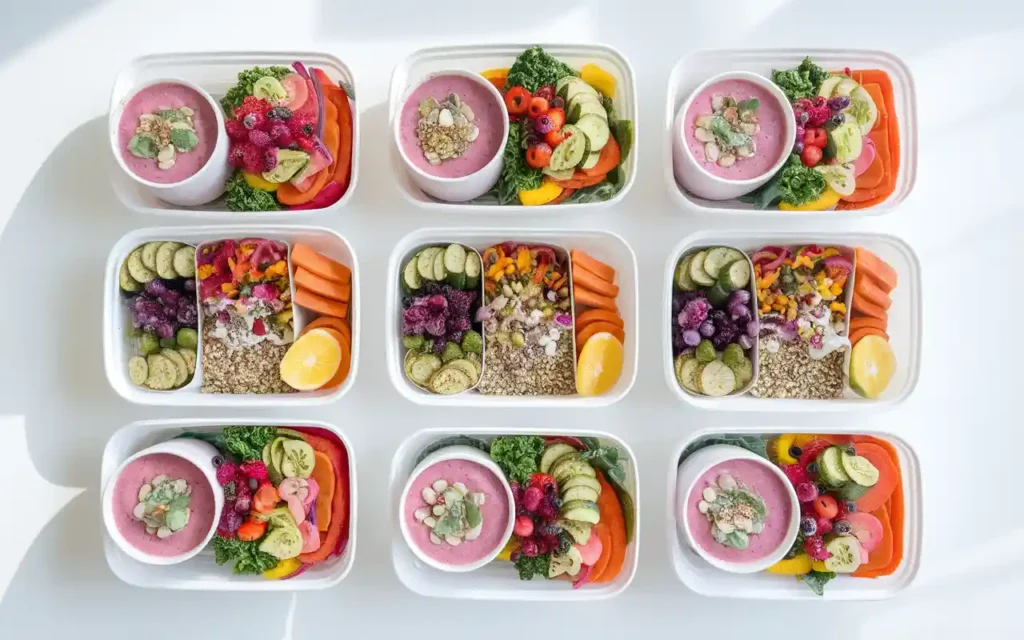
(530, 473, 557, 494)
(228, 144, 246, 167)
(215, 462, 237, 486)
(816, 516, 833, 535)
(513, 515, 534, 537)
(803, 535, 831, 561)
(803, 127, 828, 149)
(519, 537, 539, 557)
(239, 461, 268, 482)
(800, 145, 822, 167)
(248, 129, 272, 148)
(813, 494, 839, 520)
(241, 144, 264, 174)
(811, 96, 827, 109)
(782, 464, 811, 487)
(289, 114, 317, 138)
(533, 85, 555, 102)
(269, 123, 294, 146)
(522, 486, 543, 512)
(263, 148, 278, 171)
(799, 440, 832, 470)
(795, 482, 819, 503)
(225, 119, 249, 142)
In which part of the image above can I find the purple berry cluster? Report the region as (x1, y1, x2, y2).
(129, 278, 198, 339)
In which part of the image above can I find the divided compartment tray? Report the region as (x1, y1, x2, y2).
(104, 225, 359, 406)
(387, 228, 638, 407)
(390, 427, 639, 600)
(665, 48, 917, 216)
(664, 230, 921, 411)
(389, 43, 637, 211)
(109, 51, 359, 218)
(101, 418, 357, 591)
(667, 427, 921, 600)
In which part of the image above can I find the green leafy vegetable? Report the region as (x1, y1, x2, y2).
(567, 181, 618, 204)
(128, 134, 158, 159)
(225, 171, 283, 212)
(489, 436, 545, 484)
(737, 155, 826, 209)
(737, 98, 759, 113)
(579, 437, 636, 544)
(170, 128, 199, 152)
(771, 57, 829, 103)
(506, 46, 577, 93)
(495, 120, 542, 205)
(799, 570, 836, 596)
(221, 425, 277, 461)
(414, 436, 491, 466)
(710, 116, 751, 148)
(221, 65, 293, 113)
(514, 552, 551, 580)
(679, 434, 769, 463)
(212, 536, 279, 575)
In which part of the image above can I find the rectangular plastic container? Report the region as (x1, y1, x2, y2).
(667, 427, 921, 600)
(390, 427, 639, 600)
(665, 49, 917, 216)
(109, 51, 359, 218)
(104, 225, 359, 406)
(101, 418, 357, 590)
(389, 44, 637, 211)
(387, 228, 638, 406)
(664, 230, 921, 411)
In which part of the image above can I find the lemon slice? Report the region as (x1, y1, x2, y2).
(576, 332, 624, 396)
(280, 328, 342, 391)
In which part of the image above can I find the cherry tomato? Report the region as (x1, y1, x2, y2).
(803, 127, 828, 149)
(801, 145, 823, 167)
(544, 129, 565, 146)
(527, 96, 549, 119)
(546, 107, 566, 131)
(525, 143, 553, 169)
(813, 494, 838, 520)
(534, 84, 555, 102)
(504, 86, 531, 116)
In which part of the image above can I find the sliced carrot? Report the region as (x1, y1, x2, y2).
(582, 136, 620, 176)
(296, 431, 349, 564)
(553, 171, 606, 190)
(591, 472, 627, 584)
(318, 327, 351, 389)
(295, 267, 351, 303)
(836, 70, 900, 210)
(295, 288, 348, 319)
(856, 148, 886, 191)
(573, 285, 618, 312)
(853, 435, 905, 577)
(851, 442, 900, 513)
(588, 522, 613, 583)
(569, 250, 616, 282)
(861, 83, 889, 133)
(310, 451, 336, 532)
(321, 77, 354, 191)
(849, 316, 888, 334)
(572, 262, 619, 298)
(855, 247, 898, 293)
(850, 326, 888, 346)
(575, 321, 625, 350)
(277, 118, 340, 205)
(853, 506, 893, 576)
(854, 273, 892, 310)
(576, 309, 623, 333)
(852, 291, 888, 320)
(301, 315, 351, 344)
(548, 188, 574, 205)
(291, 243, 351, 284)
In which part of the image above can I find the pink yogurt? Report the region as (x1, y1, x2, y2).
(686, 458, 791, 563)
(111, 453, 216, 558)
(117, 82, 218, 184)
(404, 459, 510, 566)
(399, 75, 504, 179)
(684, 79, 787, 180)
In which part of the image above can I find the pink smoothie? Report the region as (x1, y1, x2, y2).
(117, 82, 218, 184)
(684, 79, 787, 180)
(399, 75, 504, 179)
(404, 459, 510, 566)
(111, 453, 216, 558)
(686, 458, 792, 563)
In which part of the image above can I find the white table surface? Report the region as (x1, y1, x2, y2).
(1, 0, 1022, 637)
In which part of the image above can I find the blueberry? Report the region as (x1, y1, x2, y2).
(844, 500, 857, 513)
(788, 446, 802, 459)
(799, 516, 817, 537)
(212, 455, 225, 467)
(793, 141, 805, 155)
(846, 445, 857, 456)
(806, 462, 819, 476)
(831, 113, 845, 126)
(834, 520, 852, 535)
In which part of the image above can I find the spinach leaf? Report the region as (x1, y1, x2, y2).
(567, 181, 618, 204)
(577, 437, 635, 544)
(679, 434, 769, 463)
(221, 425, 277, 462)
(799, 570, 835, 596)
(514, 553, 550, 580)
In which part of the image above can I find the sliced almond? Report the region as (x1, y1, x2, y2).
(137, 483, 152, 502)
(695, 114, 713, 129)
(694, 127, 714, 143)
(431, 480, 449, 494)
(423, 516, 437, 528)
(421, 488, 437, 505)
(711, 95, 725, 111)
(697, 500, 710, 514)
(702, 487, 717, 503)
(716, 520, 735, 534)
(151, 474, 168, 486)
(445, 535, 462, 546)
(429, 532, 442, 545)
(704, 142, 720, 163)
(735, 517, 753, 533)
(465, 524, 483, 541)
(132, 503, 146, 520)
(718, 154, 736, 168)
(452, 482, 468, 496)
(432, 504, 446, 516)
(413, 508, 430, 522)
(717, 474, 738, 491)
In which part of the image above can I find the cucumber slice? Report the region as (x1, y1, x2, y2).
(177, 348, 196, 375)
(834, 77, 859, 97)
(549, 132, 588, 171)
(432, 249, 446, 282)
(719, 259, 751, 290)
(160, 348, 189, 387)
(675, 255, 696, 291)
(568, 99, 608, 124)
(144, 354, 177, 390)
(677, 355, 700, 393)
(726, 357, 753, 388)
(428, 366, 472, 395)
(824, 537, 863, 574)
(464, 251, 481, 289)
(706, 281, 731, 308)
(841, 452, 880, 487)
(403, 256, 421, 290)
(687, 250, 714, 286)
(580, 151, 601, 170)
(127, 356, 148, 386)
(404, 349, 424, 387)
(561, 475, 602, 495)
(567, 93, 603, 121)
(119, 260, 142, 292)
(555, 75, 578, 98)
(702, 247, 735, 279)
(409, 354, 442, 386)
(818, 75, 843, 97)
(847, 86, 878, 136)
(155, 242, 181, 280)
(816, 446, 851, 487)
(540, 443, 576, 474)
(831, 122, 863, 164)
(416, 247, 442, 281)
(814, 163, 856, 197)
(446, 271, 466, 289)
(445, 359, 480, 385)
(543, 166, 575, 181)
(557, 519, 592, 545)
(575, 114, 611, 152)
(141, 242, 162, 271)
(563, 485, 599, 503)
(696, 360, 736, 397)
(837, 482, 870, 501)
(560, 500, 600, 525)
(558, 78, 598, 102)
(443, 244, 467, 275)
(126, 248, 156, 284)
(172, 246, 196, 278)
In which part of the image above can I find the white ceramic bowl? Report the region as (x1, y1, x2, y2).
(393, 69, 509, 203)
(102, 438, 224, 566)
(675, 444, 799, 574)
(109, 78, 232, 207)
(398, 445, 515, 573)
(672, 71, 795, 201)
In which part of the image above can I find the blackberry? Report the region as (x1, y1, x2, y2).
(267, 106, 293, 121)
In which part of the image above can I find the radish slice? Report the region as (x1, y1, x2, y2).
(852, 136, 876, 177)
(846, 512, 884, 552)
(280, 73, 308, 111)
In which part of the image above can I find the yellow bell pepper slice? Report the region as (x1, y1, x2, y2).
(778, 187, 841, 211)
(580, 63, 616, 98)
(811, 559, 829, 572)
(766, 553, 812, 575)
(262, 557, 302, 580)
(518, 178, 563, 206)
(243, 171, 280, 192)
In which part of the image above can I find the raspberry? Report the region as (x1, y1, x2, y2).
(263, 148, 278, 171)
(240, 460, 268, 482)
(242, 144, 264, 174)
(816, 517, 833, 535)
(811, 96, 827, 109)
(782, 464, 811, 487)
(289, 113, 317, 138)
(536, 498, 559, 521)
(803, 535, 830, 561)
(799, 440, 832, 470)
(519, 537, 539, 557)
(234, 495, 252, 513)
(795, 482, 819, 503)
(296, 136, 315, 153)
(522, 486, 543, 512)
(807, 106, 830, 127)
(529, 473, 557, 494)
(228, 144, 246, 167)
(269, 123, 294, 146)
(215, 462, 238, 486)
(795, 98, 813, 110)
(225, 119, 249, 142)
(235, 96, 272, 118)
(248, 129, 272, 148)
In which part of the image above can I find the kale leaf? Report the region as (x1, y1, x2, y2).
(221, 425, 277, 462)
(212, 536, 279, 575)
(514, 552, 551, 580)
(496, 120, 542, 205)
(225, 171, 283, 212)
(799, 570, 836, 596)
(221, 65, 293, 113)
(489, 436, 545, 484)
(771, 57, 830, 103)
(506, 46, 577, 93)
(737, 155, 825, 209)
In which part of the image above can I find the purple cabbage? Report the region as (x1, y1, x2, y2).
(678, 298, 711, 331)
(738, 334, 753, 350)
(144, 279, 168, 297)
(760, 313, 798, 341)
(682, 329, 701, 347)
(424, 315, 447, 337)
(728, 289, 751, 306)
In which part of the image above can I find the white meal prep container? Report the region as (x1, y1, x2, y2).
(665, 49, 917, 216)
(664, 230, 921, 412)
(101, 418, 357, 590)
(387, 228, 638, 406)
(104, 225, 359, 406)
(389, 44, 637, 211)
(390, 427, 639, 600)
(110, 51, 359, 218)
(667, 427, 921, 600)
